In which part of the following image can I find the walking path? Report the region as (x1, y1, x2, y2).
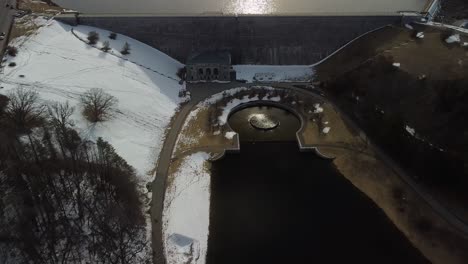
(151, 81, 468, 264)
(150, 83, 230, 264)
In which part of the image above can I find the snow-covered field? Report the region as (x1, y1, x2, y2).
(233, 65, 313, 83)
(0, 18, 184, 183)
(163, 152, 211, 264)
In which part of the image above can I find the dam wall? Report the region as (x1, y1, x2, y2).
(56, 15, 403, 64)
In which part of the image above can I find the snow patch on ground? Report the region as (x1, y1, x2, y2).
(322, 127, 331, 134)
(163, 152, 211, 264)
(216, 92, 282, 125)
(313, 103, 324, 113)
(392, 62, 401, 67)
(234, 65, 313, 83)
(218, 95, 259, 125)
(198, 86, 281, 125)
(445, 34, 461, 44)
(405, 125, 445, 152)
(405, 125, 416, 136)
(0, 19, 184, 182)
(201, 87, 282, 125)
(176, 87, 283, 152)
(424, 21, 468, 34)
(225, 131, 237, 140)
(416, 32, 425, 39)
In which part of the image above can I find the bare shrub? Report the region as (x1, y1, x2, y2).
(87, 31, 99, 45)
(177, 67, 186, 80)
(109, 32, 117, 40)
(178, 89, 188, 98)
(80, 88, 118, 123)
(258, 88, 267, 99)
(121, 42, 131, 55)
(6, 46, 18, 57)
(101, 41, 111, 52)
(4, 87, 45, 132)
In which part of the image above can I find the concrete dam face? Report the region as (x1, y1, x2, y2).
(56, 16, 402, 64)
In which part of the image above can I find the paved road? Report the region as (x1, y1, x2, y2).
(0, 0, 15, 58)
(151, 81, 468, 264)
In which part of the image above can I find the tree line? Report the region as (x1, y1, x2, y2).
(0, 88, 150, 263)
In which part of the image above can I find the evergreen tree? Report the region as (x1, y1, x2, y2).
(121, 42, 131, 55)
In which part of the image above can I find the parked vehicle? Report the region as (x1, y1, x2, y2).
(0, 36, 5, 41)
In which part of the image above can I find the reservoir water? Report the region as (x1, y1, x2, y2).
(54, 0, 430, 15)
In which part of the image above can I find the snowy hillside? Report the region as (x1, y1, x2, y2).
(0, 19, 185, 182)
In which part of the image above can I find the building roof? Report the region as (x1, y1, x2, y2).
(187, 51, 231, 65)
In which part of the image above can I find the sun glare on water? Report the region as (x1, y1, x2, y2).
(224, 0, 277, 14)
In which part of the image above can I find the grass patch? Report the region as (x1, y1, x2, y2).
(9, 17, 41, 40)
(18, 0, 63, 14)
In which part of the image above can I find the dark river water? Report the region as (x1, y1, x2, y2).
(206, 106, 429, 264)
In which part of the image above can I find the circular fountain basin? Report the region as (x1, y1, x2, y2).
(248, 113, 280, 130)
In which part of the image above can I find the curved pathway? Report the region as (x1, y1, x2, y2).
(152, 81, 468, 264)
(151, 84, 233, 264)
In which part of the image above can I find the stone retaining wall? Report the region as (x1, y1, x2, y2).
(56, 15, 402, 64)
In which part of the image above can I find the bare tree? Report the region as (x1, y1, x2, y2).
(101, 41, 111, 52)
(87, 31, 99, 45)
(48, 101, 75, 129)
(4, 87, 45, 133)
(80, 88, 118, 123)
(48, 101, 78, 158)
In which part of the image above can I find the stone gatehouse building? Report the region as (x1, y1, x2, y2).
(186, 51, 236, 82)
